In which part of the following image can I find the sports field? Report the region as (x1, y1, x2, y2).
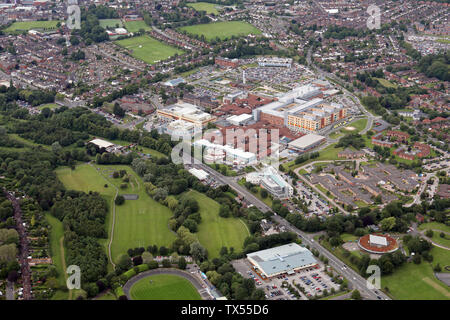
(4, 21, 60, 33)
(187, 2, 220, 15)
(130, 274, 201, 300)
(115, 35, 184, 65)
(187, 190, 249, 258)
(55, 164, 176, 265)
(381, 246, 450, 299)
(178, 21, 261, 41)
(99, 19, 123, 29)
(123, 20, 151, 33)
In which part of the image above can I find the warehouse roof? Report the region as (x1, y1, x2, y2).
(288, 134, 325, 150)
(247, 243, 317, 277)
(89, 138, 114, 149)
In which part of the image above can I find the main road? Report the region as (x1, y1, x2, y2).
(181, 154, 390, 300)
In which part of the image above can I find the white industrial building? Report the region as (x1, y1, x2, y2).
(287, 134, 325, 152)
(160, 119, 197, 137)
(246, 165, 293, 199)
(188, 168, 209, 181)
(88, 138, 122, 153)
(193, 139, 257, 166)
(247, 243, 318, 278)
(227, 114, 253, 126)
(157, 102, 217, 128)
(257, 57, 293, 68)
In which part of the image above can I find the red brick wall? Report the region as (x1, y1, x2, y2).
(260, 112, 284, 126)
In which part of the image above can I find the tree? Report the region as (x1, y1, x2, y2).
(351, 289, 361, 300)
(142, 251, 153, 264)
(178, 257, 187, 270)
(115, 195, 125, 205)
(162, 259, 171, 268)
(425, 229, 433, 238)
(380, 217, 396, 231)
(159, 246, 169, 256)
(190, 241, 208, 262)
(7, 270, 18, 282)
(117, 254, 132, 271)
(51, 141, 62, 154)
(260, 189, 268, 198)
(113, 102, 125, 118)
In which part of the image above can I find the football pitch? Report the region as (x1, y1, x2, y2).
(99, 19, 123, 29)
(4, 20, 60, 33)
(115, 35, 184, 65)
(178, 21, 261, 41)
(130, 274, 201, 300)
(187, 2, 220, 15)
(123, 20, 151, 33)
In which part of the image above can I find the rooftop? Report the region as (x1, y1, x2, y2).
(247, 243, 317, 277)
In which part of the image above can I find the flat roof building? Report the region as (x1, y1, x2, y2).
(288, 134, 325, 152)
(246, 243, 317, 278)
(369, 235, 388, 247)
(188, 168, 209, 181)
(157, 102, 217, 128)
(227, 114, 253, 126)
(164, 78, 186, 87)
(89, 138, 114, 149)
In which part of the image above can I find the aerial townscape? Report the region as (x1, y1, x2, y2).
(0, 0, 449, 306)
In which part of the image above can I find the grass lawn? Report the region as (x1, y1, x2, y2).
(340, 233, 358, 242)
(419, 222, 450, 234)
(115, 35, 184, 65)
(38, 103, 61, 110)
(374, 77, 398, 89)
(95, 291, 117, 300)
(429, 232, 450, 248)
(431, 246, 450, 271)
(178, 21, 261, 41)
(436, 38, 450, 44)
(290, 143, 344, 170)
(123, 20, 151, 33)
(8, 133, 51, 150)
(130, 274, 201, 300)
(187, 190, 249, 258)
(109, 138, 167, 159)
(187, 2, 220, 15)
(99, 19, 123, 29)
(381, 247, 450, 300)
(329, 131, 343, 139)
(45, 213, 66, 287)
(4, 20, 60, 33)
(93, 164, 176, 264)
(344, 118, 367, 133)
(55, 163, 176, 265)
(237, 178, 272, 207)
(316, 184, 334, 199)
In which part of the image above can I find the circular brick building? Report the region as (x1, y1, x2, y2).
(358, 234, 398, 254)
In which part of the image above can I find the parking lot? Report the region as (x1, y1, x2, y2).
(232, 259, 340, 300)
(295, 180, 331, 216)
